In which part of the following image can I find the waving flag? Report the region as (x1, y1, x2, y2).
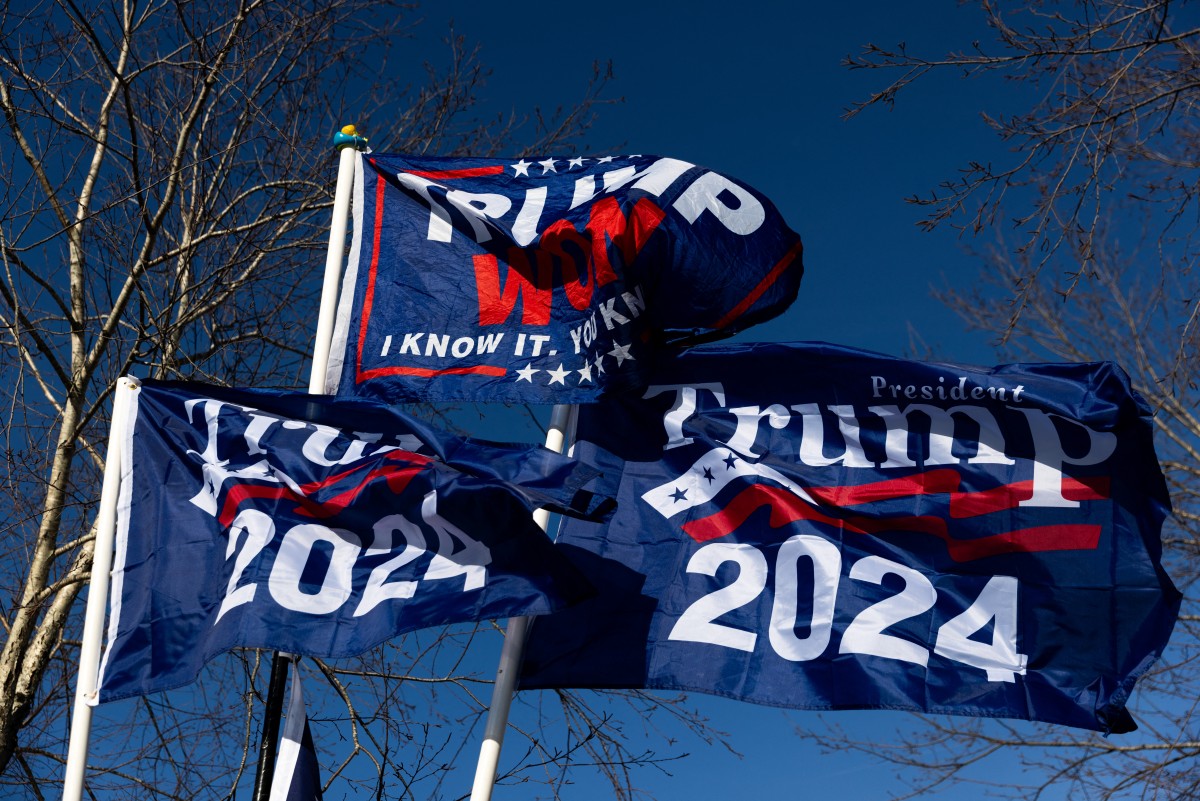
(270, 667, 322, 801)
(519, 342, 1180, 733)
(94, 380, 605, 703)
(324, 152, 803, 403)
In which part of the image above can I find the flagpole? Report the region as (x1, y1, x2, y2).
(253, 123, 366, 801)
(469, 402, 577, 801)
(251, 652, 293, 801)
(269, 663, 321, 801)
(310, 124, 366, 391)
(62, 377, 140, 801)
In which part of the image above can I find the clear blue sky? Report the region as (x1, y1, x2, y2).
(394, 1, 1013, 362)
(325, 3, 1065, 800)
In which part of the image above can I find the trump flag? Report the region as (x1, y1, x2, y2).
(324, 152, 803, 404)
(94, 380, 605, 703)
(519, 342, 1180, 733)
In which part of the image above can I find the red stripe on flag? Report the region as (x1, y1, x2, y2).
(806, 469, 961, 506)
(939, 524, 1102, 561)
(712, 240, 803, 330)
(358, 365, 508, 379)
(681, 483, 1102, 562)
(295, 449, 430, 510)
(782, 467, 1109, 521)
(681, 483, 941, 543)
(218, 454, 429, 527)
(404, 165, 506, 180)
(354, 175, 389, 384)
(950, 476, 1109, 518)
(366, 157, 506, 181)
(294, 464, 424, 519)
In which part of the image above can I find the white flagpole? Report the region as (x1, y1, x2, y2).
(254, 123, 366, 801)
(470, 402, 577, 801)
(62, 125, 363, 801)
(310, 124, 365, 394)
(306, 129, 578, 799)
(62, 376, 140, 801)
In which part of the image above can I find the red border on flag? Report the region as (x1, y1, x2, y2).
(355, 167, 507, 384)
(404, 165, 506, 180)
(713, 240, 804, 330)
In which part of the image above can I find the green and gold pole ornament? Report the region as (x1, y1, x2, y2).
(333, 123, 368, 151)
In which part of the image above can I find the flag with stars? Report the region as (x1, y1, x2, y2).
(519, 342, 1180, 733)
(324, 152, 803, 404)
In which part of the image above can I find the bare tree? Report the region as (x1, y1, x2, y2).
(804, 2, 1200, 798)
(0, 2, 703, 799)
(845, 0, 1200, 340)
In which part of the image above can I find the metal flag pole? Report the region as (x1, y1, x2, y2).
(252, 123, 366, 801)
(469, 402, 577, 801)
(62, 376, 140, 801)
(310, 124, 367, 392)
(250, 652, 292, 801)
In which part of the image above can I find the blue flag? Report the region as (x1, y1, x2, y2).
(519, 342, 1180, 733)
(325, 152, 803, 403)
(94, 380, 605, 703)
(270, 667, 322, 801)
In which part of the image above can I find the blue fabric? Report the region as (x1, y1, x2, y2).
(95, 380, 604, 703)
(327, 153, 803, 403)
(519, 342, 1180, 733)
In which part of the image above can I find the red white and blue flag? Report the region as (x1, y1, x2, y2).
(324, 152, 803, 404)
(270, 667, 322, 801)
(519, 342, 1180, 733)
(93, 380, 605, 703)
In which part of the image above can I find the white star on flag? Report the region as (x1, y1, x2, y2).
(597, 156, 615, 163)
(546, 364, 570, 385)
(568, 156, 585, 169)
(577, 362, 593, 383)
(593, 353, 606, 374)
(511, 159, 532, 177)
(608, 342, 634, 367)
(539, 158, 558, 174)
(515, 363, 538, 382)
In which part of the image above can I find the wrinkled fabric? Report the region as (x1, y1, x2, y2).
(326, 153, 803, 403)
(520, 341, 1179, 733)
(95, 380, 605, 703)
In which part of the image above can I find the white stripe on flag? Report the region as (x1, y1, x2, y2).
(641, 447, 816, 518)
